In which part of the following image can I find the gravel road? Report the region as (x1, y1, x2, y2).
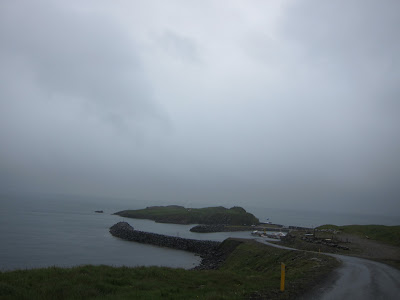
(257, 239, 400, 299)
(303, 254, 400, 299)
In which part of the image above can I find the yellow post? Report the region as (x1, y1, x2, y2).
(280, 263, 285, 292)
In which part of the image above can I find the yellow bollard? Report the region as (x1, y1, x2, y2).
(280, 263, 285, 292)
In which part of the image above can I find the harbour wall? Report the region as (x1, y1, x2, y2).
(109, 222, 220, 255)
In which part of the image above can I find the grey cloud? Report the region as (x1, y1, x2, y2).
(282, 0, 400, 59)
(228, 0, 400, 214)
(0, 0, 163, 128)
(0, 1, 399, 217)
(280, 0, 400, 107)
(156, 30, 201, 62)
(0, 0, 168, 196)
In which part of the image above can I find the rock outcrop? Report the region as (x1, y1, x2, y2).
(190, 224, 227, 233)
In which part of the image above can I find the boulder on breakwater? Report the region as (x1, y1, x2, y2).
(109, 222, 220, 255)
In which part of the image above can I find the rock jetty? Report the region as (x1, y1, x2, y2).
(190, 224, 227, 233)
(109, 222, 220, 255)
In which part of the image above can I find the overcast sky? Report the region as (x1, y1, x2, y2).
(1, 0, 399, 216)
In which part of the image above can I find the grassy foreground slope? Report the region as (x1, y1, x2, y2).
(318, 224, 400, 247)
(114, 205, 259, 226)
(0, 239, 339, 300)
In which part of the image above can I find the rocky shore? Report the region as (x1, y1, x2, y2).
(109, 222, 230, 270)
(110, 221, 220, 256)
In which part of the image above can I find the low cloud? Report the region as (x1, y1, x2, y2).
(0, 0, 399, 216)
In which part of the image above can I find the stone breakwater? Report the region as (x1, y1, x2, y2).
(109, 222, 220, 255)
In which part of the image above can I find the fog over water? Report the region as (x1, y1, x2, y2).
(1, 0, 400, 218)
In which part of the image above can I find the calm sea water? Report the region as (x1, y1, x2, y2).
(0, 195, 398, 271)
(0, 195, 254, 271)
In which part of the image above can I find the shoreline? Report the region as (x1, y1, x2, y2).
(189, 224, 292, 233)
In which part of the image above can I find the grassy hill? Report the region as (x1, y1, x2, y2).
(0, 239, 339, 299)
(317, 224, 400, 247)
(114, 205, 260, 226)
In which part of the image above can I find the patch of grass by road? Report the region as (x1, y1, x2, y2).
(318, 225, 400, 247)
(279, 225, 400, 270)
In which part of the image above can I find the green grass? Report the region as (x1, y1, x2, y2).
(114, 205, 259, 226)
(318, 224, 400, 247)
(0, 239, 339, 299)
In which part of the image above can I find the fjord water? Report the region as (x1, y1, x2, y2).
(0, 195, 254, 271)
(1, 194, 398, 271)
(0, 195, 200, 271)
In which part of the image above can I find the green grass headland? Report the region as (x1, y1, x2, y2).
(317, 224, 400, 247)
(114, 205, 260, 226)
